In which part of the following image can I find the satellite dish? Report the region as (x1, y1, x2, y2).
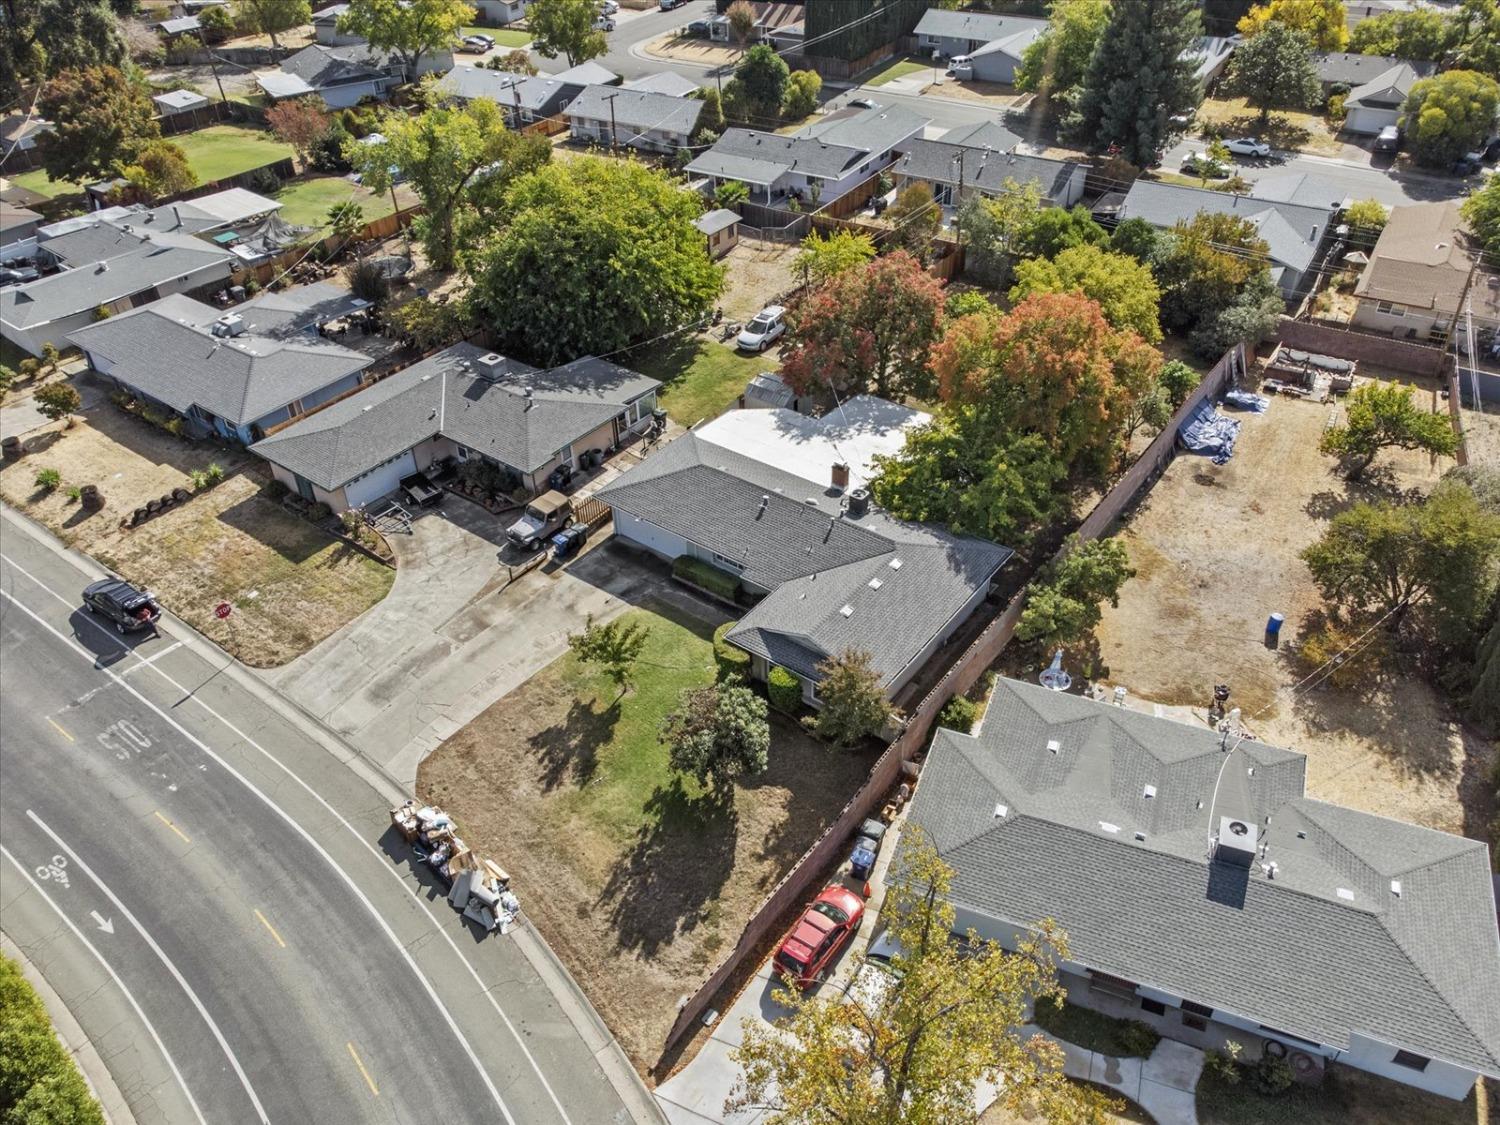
(1039, 650, 1072, 692)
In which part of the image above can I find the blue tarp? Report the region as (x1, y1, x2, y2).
(1178, 399, 1243, 464)
(1223, 389, 1270, 413)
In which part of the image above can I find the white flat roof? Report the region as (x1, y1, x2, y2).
(695, 395, 930, 490)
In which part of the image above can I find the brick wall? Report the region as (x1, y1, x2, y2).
(1275, 318, 1452, 378)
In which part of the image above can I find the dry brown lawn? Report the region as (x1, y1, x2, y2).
(1092, 374, 1493, 838)
(719, 236, 801, 321)
(1197, 98, 1345, 157)
(417, 594, 879, 1071)
(926, 78, 1025, 108)
(1, 399, 393, 667)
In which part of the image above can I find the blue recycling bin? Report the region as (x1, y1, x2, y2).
(1266, 613, 1285, 640)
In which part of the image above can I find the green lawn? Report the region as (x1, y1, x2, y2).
(271, 175, 419, 229)
(635, 337, 772, 429)
(1030, 1000, 1159, 1058)
(1197, 1062, 1486, 1125)
(460, 25, 532, 46)
(859, 55, 933, 87)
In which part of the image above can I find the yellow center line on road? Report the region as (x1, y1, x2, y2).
(152, 810, 191, 844)
(347, 1041, 379, 1097)
(46, 717, 74, 742)
(253, 909, 287, 949)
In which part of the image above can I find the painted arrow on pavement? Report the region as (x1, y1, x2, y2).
(90, 910, 114, 935)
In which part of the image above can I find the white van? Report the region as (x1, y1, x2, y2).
(947, 55, 974, 80)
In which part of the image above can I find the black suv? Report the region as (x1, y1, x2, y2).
(82, 579, 162, 634)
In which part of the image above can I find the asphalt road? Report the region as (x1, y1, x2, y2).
(0, 507, 654, 1125)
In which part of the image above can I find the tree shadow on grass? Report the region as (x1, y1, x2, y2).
(216, 494, 328, 564)
(596, 776, 738, 958)
(1211, 112, 1313, 152)
(526, 695, 619, 791)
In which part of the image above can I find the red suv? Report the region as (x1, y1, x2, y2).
(773, 885, 864, 989)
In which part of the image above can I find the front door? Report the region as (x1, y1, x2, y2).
(294, 474, 315, 501)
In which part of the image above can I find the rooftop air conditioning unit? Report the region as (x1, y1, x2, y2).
(1215, 816, 1258, 867)
(475, 352, 506, 376)
(211, 313, 246, 338)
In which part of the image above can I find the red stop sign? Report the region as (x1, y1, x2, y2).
(215, 602, 232, 620)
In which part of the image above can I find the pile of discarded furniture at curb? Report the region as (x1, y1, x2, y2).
(390, 801, 520, 935)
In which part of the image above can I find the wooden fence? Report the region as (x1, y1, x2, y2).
(657, 344, 1248, 1059)
(230, 203, 424, 287)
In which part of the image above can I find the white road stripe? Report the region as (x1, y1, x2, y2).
(0, 581, 521, 1125)
(25, 810, 272, 1124)
(0, 846, 210, 1125)
(1, 546, 578, 1124)
(121, 639, 183, 673)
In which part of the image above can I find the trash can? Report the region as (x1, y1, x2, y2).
(1266, 613, 1284, 640)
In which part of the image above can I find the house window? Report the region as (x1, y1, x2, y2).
(1140, 998, 1166, 1016)
(1182, 1001, 1214, 1018)
(1375, 300, 1405, 317)
(711, 553, 745, 572)
(1392, 1050, 1430, 1072)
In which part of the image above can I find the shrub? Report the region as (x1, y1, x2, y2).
(714, 179, 749, 208)
(205, 462, 226, 485)
(93, 305, 113, 321)
(767, 665, 802, 714)
(307, 500, 332, 521)
(713, 620, 751, 681)
(164, 415, 187, 437)
(264, 478, 290, 501)
(0, 955, 105, 1124)
(1204, 1043, 1243, 1085)
(672, 555, 742, 602)
(34, 467, 60, 491)
(347, 260, 390, 303)
(18, 358, 40, 380)
(1117, 1020, 1160, 1058)
(33, 382, 82, 423)
(246, 166, 282, 195)
(937, 695, 978, 733)
(189, 469, 209, 490)
(65, 485, 82, 502)
(1250, 1053, 1295, 1096)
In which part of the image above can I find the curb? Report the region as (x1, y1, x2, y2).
(0, 502, 667, 1125)
(1, 932, 138, 1125)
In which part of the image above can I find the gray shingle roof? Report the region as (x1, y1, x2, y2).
(251, 342, 660, 487)
(550, 60, 618, 87)
(1312, 51, 1434, 87)
(623, 71, 702, 98)
(1119, 180, 1333, 275)
(597, 429, 1010, 687)
(1347, 62, 1424, 108)
(565, 84, 704, 138)
(438, 67, 575, 115)
(234, 280, 370, 338)
(913, 9, 1046, 42)
(940, 119, 1025, 151)
(907, 678, 1500, 1077)
(280, 43, 394, 88)
(66, 293, 371, 425)
(796, 103, 927, 156)
(688, 106, 927, 185)
(895, 138, 1080, 203)
(1, 240, 234, 330)
(1246, 172, 1350, 211)
(694, 208, 740, 236)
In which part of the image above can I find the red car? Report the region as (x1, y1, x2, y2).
(773, 885, 864, 988)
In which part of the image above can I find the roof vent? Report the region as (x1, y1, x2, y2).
(888, 557, 902, 570)
(839, 604, 853, 617)
(868, 577, 882, 589)
(1390, 880, 1402, 897)
(95, 260, 108, 272)
(804, 497, 818, 506)
(1336, 887, 1355, 901)
(1215, 817, 1258, 866)
(993, 803, 1007, 818)
(1143, 784, 1157, 799)
(758, 494, 769, 515)
(1134, 831, 1147, 842)
(1045, 739, 1060, 754)
(1099, 821, 1120, 834)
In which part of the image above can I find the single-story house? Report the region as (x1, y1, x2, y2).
(1311, 51, 1435, 95)
(912, 9, 1046, 60)
(153, 88, 210, 116)
(950, 26, 1042, 84)
(256, 43, 452, 107)
(1185, 34, 1239, 85)
(68, 289, 372, 443)
(707, 1, 803, 44)
(687, 103, 928, 206)
(1352, 200, 1500, 341)
(623, 71, 703, 98)
(472, 0, 532, 24)
(0, 114, 53, 153)
(311, 3, 364, 46)
(1115, 179, 1334, 298)
(1, 201, 43, 261)
(1343, 62, 1428, 135)
(549, 60, 619, 88)
(1242, 171, 1349, 212)
(893, 137, 1086, 209)
(939, 118, 1029, 155)
(694, 208, 741, 258)
(904, 676, 1500, 1102)
(437, 67, 579, 125)
(251, 342, 662, 511)
(565, 85, 706, 154)
(156, 14, 201, 36)
(36, 188, 282, 269)
(599, 397, 1012, 706)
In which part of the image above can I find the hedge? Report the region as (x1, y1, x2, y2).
(768, 665, 802, 714)
(938, 695, 978, 733)
(713, 620, 751, 681)
(0, 955, 105, 1124)
(673, 555, 742, 602)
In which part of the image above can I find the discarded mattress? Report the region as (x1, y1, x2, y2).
(1178, 399, 1243, 464)
(1278, 349, 1354, 374)
(1223, 389, 1269, 413)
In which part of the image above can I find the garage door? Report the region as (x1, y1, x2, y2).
(345, 450, 417, 510)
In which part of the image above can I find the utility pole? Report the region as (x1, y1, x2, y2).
(199, 30, 228, 108)
(952, 148, 964, 243)
(604, 92, 619, 151)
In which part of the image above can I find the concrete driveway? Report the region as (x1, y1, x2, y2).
(266, 496, 662, 785)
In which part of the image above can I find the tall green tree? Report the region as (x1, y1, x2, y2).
(1222, 20, 1322, 124)
(468, 156, 724, 365)
(1014, 0, 1110, 109)
(808, 649, 894, 750)
(1010, 244, 1163, 342)
(1318, 381, 1459, 479)
(955, 178, 1044, 288)
(339, 0, 475, 76)
(792, 228, 875, 286)
(661, 681, 770, 796)
(885, 182, 944, 260)
(1010, 204, 1108, 261)
(1301, 480, 1500, 643)
(351, 97, 533, 270)
(568, 614, 651, 695)
(730, 831, 1112, 1125)
(526, 0, 606, 67)
(241, 0, 312, 48)
(1453, 0, 1500, 75)
(1017, 537, 1135, 649)
(1402, 70, 1500, 169)
(735, 43, 789, 122)
(1154, 211, 1271, 334)
(1238, 0, 1348, 50)
(122, 139, 197, 199)
(1077, 0, 1204, 166)
(1462, 175, 1500, 265)
(36, 65, 158, 183)
(0, 0, 125, 101)
(779, 251, 945, 401)
(1348, 8, 1455, 60)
